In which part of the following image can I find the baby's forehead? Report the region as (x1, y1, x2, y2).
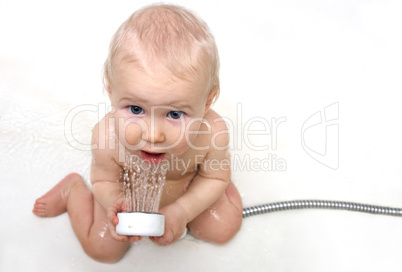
(114, 54, 209, 89)
(114, 60, 208, 93)
(113, 41, 210, 82)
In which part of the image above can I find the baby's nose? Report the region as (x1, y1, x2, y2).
(142, 122, 165, 143)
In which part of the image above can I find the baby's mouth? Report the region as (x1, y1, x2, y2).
(140, 150, 166, 163)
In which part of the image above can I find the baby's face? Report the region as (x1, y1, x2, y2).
(108, 63, 210, 162)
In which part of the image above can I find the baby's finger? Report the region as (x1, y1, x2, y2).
(107, 199, 129, 225)
(150, 230, 174, 246)
(111, 230, 142, 243)
(107, 206, 119, 226)
(126, 236, 142, 243)
(108, 222, 133, 242)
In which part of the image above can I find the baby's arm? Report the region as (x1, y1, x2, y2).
(90, 121, 122, 210)
(90, 120, 140, 242)
(176, 149, 231, 223)
(90, 153, 122, 211)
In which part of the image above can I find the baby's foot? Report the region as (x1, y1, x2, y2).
(32, 173, 81, 217)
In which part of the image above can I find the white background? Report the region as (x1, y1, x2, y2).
(1, 0, 402, 271)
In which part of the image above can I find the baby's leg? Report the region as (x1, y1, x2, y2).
(33, 173, 129, 263)
(187, 182, 243, 244)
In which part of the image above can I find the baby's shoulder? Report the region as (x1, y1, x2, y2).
(204, 109, 227, 132)
(91, 113, 118, 159)
(201, 109, 230, 149)
(92, 113, 115, 146)
(90, 114, 121, 182)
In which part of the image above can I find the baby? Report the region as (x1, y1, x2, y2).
(32, 4, 242, 263)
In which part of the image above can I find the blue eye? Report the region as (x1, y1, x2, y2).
(167, 111, 184, 119)
(129, 105, 144, 115)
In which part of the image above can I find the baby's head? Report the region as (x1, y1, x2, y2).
(103, 4, 221, 158)
(104, 4, 220, 104)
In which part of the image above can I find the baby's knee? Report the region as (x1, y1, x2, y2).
(84, 248, 125, 264)
(212, 210, 242, 245)
(190, 206, 243, 245)
(82, 242, 128, 263)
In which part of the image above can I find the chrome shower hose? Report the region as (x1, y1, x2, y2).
(243, 200, 402, 218)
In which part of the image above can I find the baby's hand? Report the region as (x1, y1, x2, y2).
(107, 198, 142, 243)
(149, 202, 188, 246)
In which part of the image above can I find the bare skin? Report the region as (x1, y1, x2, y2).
(33, 173, 133, 263)
(33, 78, 244, 263)
(33, 7, 243, 261)
(33, 171, 242, 262)
(33, 64, 244, 263)
(32, 173, 73, 217)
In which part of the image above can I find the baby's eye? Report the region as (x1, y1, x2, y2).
(167, 110, 185, 119)
(129, 105, 144, 115)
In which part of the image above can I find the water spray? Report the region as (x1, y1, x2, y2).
(116, 155, 168, 237)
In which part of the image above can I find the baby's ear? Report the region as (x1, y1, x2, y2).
(205, 85, 219, 111)
(106, 86, 112, 98)
(103, 77, 113, 98)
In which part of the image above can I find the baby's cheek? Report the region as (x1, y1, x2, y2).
(168, 131, 190, 152)
(120, 122, 143, 146)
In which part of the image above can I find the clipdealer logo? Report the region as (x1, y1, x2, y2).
(301, 102, 339, 170)
(64, 102, 339, 171)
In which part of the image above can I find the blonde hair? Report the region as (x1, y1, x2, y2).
(103, 4, 220, 101)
